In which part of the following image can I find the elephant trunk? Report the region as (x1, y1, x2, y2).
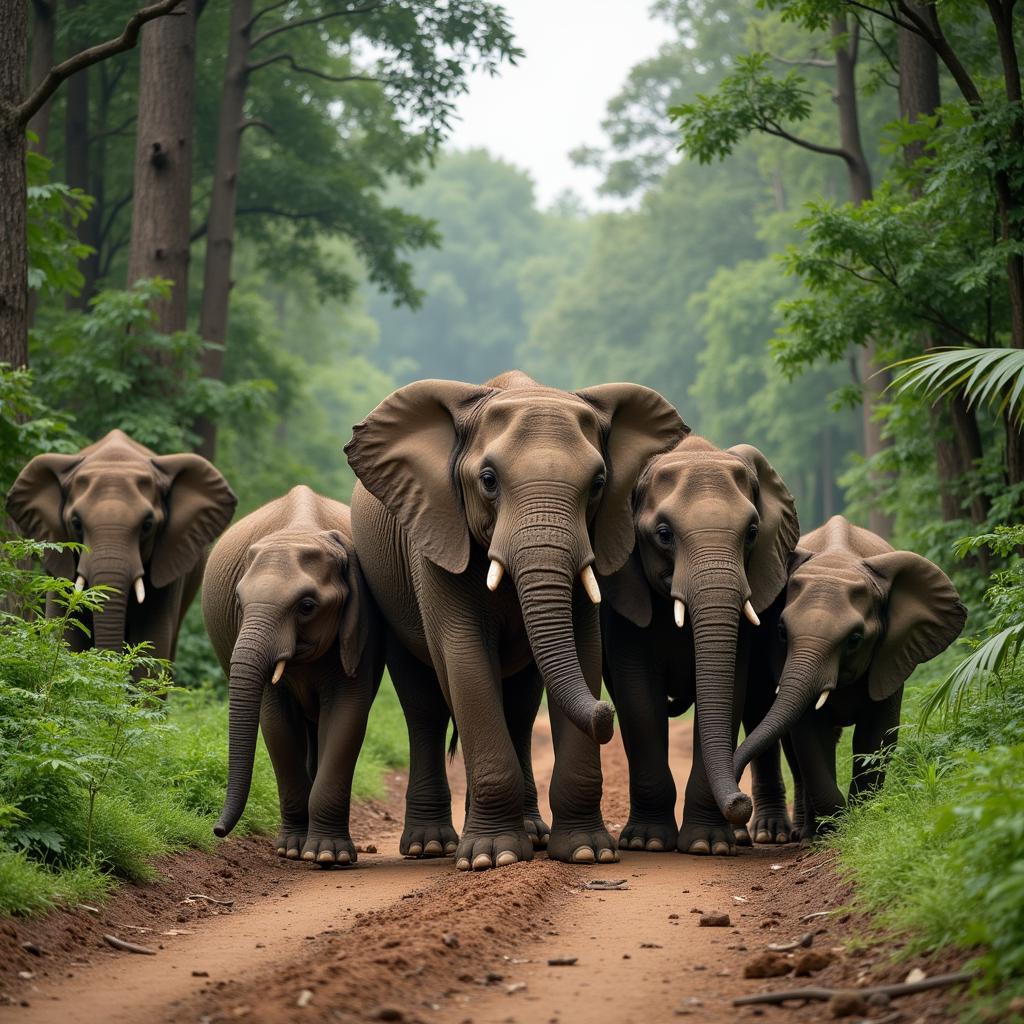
(213, 616, 276, 838)
(79, 526, 144, 651)
(734, 638, 836, 781)
(509, 523, 613, 744)
(688, 557, 753, 825)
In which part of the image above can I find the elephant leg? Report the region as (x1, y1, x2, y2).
(742, 675, 792, 846)
(502, 665, 549, 850)
(605, 621, 677, 853)
(849, 688, 902, 803)
(547, 600, 617, 865)
(388, 639, 458, 858)
(782, 733, 805, 841)
(678, 713, 739, 856)
(790, 714, 844, 840)
(260, 683, 313, 859)
(302, 666, 377, 866)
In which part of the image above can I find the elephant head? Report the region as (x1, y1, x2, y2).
(603, 437, 799, 825)
(7, 429, 236, 650)
(214, 524, 370, 838)
(344, 375, 687, 744)
(734, 516, 967, 778)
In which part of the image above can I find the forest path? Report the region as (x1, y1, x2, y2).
(3, 720, 949, 1024)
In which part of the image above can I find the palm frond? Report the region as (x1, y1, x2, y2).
(890, 347, 1024, 424)
(920, 621, 1024, 725)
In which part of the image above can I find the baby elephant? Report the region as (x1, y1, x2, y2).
(734, 515, 966, 838)
(204, 486, 383, 864)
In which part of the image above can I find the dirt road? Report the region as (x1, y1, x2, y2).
(1, 720, 961, 1024)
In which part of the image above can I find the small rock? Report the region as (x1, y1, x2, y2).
(296, 990, 313, 1009)
(904, 967, 927, 984)
(442, 933, 459, 948)
(689, 907, 703, 914)
(743, 953, 792, 979)
(372, 1009, 404, 1022)
(19, 942, 42, 957)
(640, 943, 662, 949)
(547, 957, 577, 966)
(17, 971, 34, 981)
(867, 992, 892, 1008)
(506, 983, 526, 995)
(828, 992, 868, 1018)
(699, 913, 730, 928)
(792, 949, 835, 976)
(192, 970, 210, 978)
(668, 913, 679, 920)
(485, 971, 504, 983)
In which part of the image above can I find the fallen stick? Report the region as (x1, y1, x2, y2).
(103, 934, 156, 956)
(733, 970, 976, 1007)
(182, 893, 234, 907)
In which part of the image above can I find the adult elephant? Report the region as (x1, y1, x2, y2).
(204, 486, 383, 865)
(7, 429, 236, 658)
(345, 371, 687, 871)
(733, 515, 966, 839)
(600, 436, 800, 856)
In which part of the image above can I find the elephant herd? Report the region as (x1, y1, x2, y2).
(6, 371, 968, 872)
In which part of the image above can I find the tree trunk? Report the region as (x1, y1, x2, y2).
(833, 15, 892, 539)
(126, 1, 198, 333)
(194, 0, 252, 460)
(27, 0, 56, 155)
(0, 0, 29, 370)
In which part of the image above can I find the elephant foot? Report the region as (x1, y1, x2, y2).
(301, 835, 357, 867)
(524, 814, 551, 850)
(547, 825, 619, 865)
(750, 805, 794, 845)
(618, 816, 678, 852)
(733, 826, 752, 846)
(401, 821, 459, 859)
(454, 829, 534, 872)
(274, 827, 307, 860)
(677, 819, 737, 857)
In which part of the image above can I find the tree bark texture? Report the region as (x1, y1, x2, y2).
(194, 0, 253, 460)
(126, 1, 198, 333)
(0, 0, 30, 370)
(28, 0, 57, 155)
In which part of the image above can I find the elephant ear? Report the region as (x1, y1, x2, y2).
(576, 383, 689, 576)
(863, 550, 967, 702)
(601, 548, 653, 628)
(322, 531, 372, 679)
(344, 379, 494, 574)
(6, 452, 82, 577)
(729, 445, 800, 613)
(149, 454, 238, 588)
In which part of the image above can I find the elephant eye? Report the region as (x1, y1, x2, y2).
(746, 522, 759, 545)
(141, 514, 155, 534)
(847, 631, 864, 651)
(298, 597, 317, 617)
(655, 523, 673, 547)
(479, 468, 498, 498)
(590, 474, 606, 499)
(777, 620, 788, 643)
(70, 512, 83, 537)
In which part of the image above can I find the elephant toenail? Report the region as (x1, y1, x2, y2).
(530, 835, 541, 848)
(712, 842, 731, 856)
(286, 848, 300, 859)
(755, 831, 771, 844)
(456, 857, 471, 871)
(445, 842, 458, 856)
(646, 839, 664, 851)
(598, 848, 617, 863)
(472, 853, 492, 870)
(496, 851, 518, 867)
(688, 840, 710, 855)
(407, 843, 423, 856)
(424, 840, 443, 856)
(776, 833, 789, 844)
(629, 837, 644, 849)
(337, 851, 351, 864)
(301, 850, 316, 861)
(317, 850, 335, 863)
(571, 847, 596, 863)
(541, 834, 550, 845)
(276, 847, 286, 857)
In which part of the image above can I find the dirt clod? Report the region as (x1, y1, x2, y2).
(547, 957, 577, 967)
(829, 991, 869, 1018)
(792, 949, 835, 976)
(699, 913, 730, 927)
(743, 952, 792, 979)
(442, 932, 460, 948)
(371, 1008, 404, 1021)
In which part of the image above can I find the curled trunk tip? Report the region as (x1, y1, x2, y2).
(722, 790, 753, 826)
(591, 700, 615, 744)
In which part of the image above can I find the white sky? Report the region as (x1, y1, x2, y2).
(449, 0, 674, 210)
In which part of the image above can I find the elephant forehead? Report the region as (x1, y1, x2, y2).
(477, 393, 602, 446)
(789, 560, 878, 610)
(248, 536, 337, 576)
(645, 451, 748, 502)
(69, 464, 159, 502)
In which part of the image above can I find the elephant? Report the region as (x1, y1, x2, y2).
(599, 435, 800, 856)
(203, 485, 384, 865)
(733, 515, 967, 839)
(345, 370, 687, 871)
(6, 429, 236, 658)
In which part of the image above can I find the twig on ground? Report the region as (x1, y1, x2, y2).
(182, 893, 234, 907)
(733, 970, 976, 1007)
(103, 934, 156, 956)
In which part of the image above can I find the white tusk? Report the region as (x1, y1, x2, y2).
(74, 575, 86, 592)
(815, 690, 830, 711)
(271, 660, 286, 685)
(580, 565, 601, 604)
(775, 685, 780, 695)
(133, 578, 145, 604)
(743, 600, 760, 627)
(674, 598, 686, 629)
(486, 559, 504, 592)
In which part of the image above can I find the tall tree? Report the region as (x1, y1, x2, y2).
(0, 0, 183, 370)
(126, 1, 199, 333)
(27, 0, 57, 154)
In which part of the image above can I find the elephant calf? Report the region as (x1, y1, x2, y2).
(734, 515, 967, 839)
(204, 485, 384, 865)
